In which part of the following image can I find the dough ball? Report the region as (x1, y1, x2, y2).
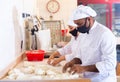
(20, 66, 34, 74)
(69, 73, 80, 79)
(6, 73, 18, 80)
(46, 69, 57, 75)
(8, 68, 21, 75)
(34, 68, 46, 75)
(23, 61, 34, 67)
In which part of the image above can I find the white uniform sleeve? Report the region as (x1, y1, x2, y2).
(96, 31, 117, 77)
(65, 54, 75, 62)
(57, 37, 74, 56)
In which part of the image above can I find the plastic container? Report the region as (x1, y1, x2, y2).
(26, 50, 45, 61)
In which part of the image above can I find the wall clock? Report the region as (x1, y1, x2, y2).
(46, 0, 60, 14)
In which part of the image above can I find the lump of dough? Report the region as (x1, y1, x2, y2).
(23, 61, 34, 67)
(20, 66, 34, 74)
(34, 68, 46, 75)
(69, 73, 80, 79)
(15, 73, 26, 80)
(7, 68, 26, 80)
(8, 68, 21, 75)
(46, 69, 57, 75)
(6, 73, 18, 80)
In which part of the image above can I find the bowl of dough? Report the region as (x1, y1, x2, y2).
(26, 50, 45, 61)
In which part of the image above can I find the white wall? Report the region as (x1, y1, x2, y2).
(13, 0, 24, 56)
(36, 0, 77, 29)
(23, 0, 37, 14)
(22, 0, 77, 29)
(0, 0, 24, 72)
(0, 0, 15, 71)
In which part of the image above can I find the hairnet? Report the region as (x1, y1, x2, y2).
(73, 5, 97, 20)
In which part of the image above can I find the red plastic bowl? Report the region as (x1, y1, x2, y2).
(25, 50, 45, 61)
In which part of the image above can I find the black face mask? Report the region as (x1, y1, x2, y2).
(69, 28, 78, 37)
(77, 18, 90, 34)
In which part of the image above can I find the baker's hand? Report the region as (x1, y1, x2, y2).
(47, 54, 55, 65)
(50, 58, 61, 66)
(62, 61, 74, 73)
(47, 51, 60, 65)
(69, 64, 85, 74)
(62, 58, 82, 73)
(50, 56, 65, 66)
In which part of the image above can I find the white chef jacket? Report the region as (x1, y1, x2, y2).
(58, 21, 117, 82)
(58, 34, 81, 62)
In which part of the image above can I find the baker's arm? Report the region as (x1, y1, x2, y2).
(63, 58, 82, 73)
(47, 51, 61, 65)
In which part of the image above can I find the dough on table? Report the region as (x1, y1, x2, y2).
(5, 64, 81, 80)
(20, 66, 34, 74)
(34, 68, 46, 75)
